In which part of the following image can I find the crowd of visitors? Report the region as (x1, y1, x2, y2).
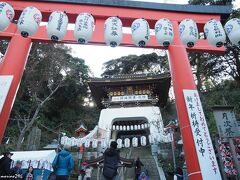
(0, 152, 34, 180)
(1, 140, 185, 180)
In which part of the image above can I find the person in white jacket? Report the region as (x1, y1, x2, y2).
(84, 166, 92, 180)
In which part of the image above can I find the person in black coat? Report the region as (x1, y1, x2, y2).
(0, 151, 13, 179)
(102, 141, 120, 180)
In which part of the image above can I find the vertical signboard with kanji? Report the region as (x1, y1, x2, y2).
(213, 106, 240, 179)
(212, 106, 240, 138)
(0, 75, 13, 114)
(183, 89, 222, 180)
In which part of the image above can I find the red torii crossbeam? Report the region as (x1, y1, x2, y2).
(0, 1, 232, 180)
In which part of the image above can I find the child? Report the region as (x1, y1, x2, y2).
(23, 166, 34, 180)
(83, 166, 92, 180)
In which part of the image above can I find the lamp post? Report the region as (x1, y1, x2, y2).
(57, 131, 66, 153)
(165, 120, 178, 172)
(170, 128, 176, 171)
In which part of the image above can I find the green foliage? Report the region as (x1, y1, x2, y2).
(202, 80, 240, 136)
(188, 1, 240, 86)
(158, 157, 174, 173)
(101, 52, 169, 76)
(188, 0, 233, 5)
(0, 42, 100, 149)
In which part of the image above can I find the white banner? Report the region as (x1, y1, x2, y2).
(213, 106, 240, 138)
(183, 89, 222, 180)
(0, 75, 13, 114)
(112, 95, 148, 102)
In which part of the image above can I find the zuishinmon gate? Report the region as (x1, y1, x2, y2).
(0, 0, 233, 179)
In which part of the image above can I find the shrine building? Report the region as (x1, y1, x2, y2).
(88, 72, 171, 145)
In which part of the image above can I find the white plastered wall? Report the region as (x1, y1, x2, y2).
(98, 106, 164, 139)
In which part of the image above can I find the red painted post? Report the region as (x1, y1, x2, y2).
(168, 21, 202, 180)
(0, 34, 32, 143)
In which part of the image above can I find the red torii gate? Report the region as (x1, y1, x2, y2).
(0, 0, 232, 179)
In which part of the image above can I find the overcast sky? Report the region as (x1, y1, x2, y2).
(70, 0, 240, 77)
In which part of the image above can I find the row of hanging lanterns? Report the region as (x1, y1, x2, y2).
(84, 136, 147, 148)
(112, 123, 149, 131)
(61, 135, 147, 148)
(1, 2, 240, 47)
(61, 133, 172, 148)
(148, 133, 172, 143)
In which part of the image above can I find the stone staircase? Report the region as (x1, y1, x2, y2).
(123, 146, 160, 180)
(82, 146, 161, 180)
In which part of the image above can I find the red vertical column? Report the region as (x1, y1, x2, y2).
(0, 34, 32, 142)
(168, 21, 202, 179)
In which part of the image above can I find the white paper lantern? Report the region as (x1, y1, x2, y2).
(127, 125, 130, 131)
(179, 19, 198, 47)
(141, 124, 144, 129)
(123, 126, 126, 131)
(84, 139, 90, 148)
(47, 11, 68, 41)
(124, 138, 130, 148)
(60, 136, 68, 145)
(70, 137, 74, 146)
(77, 139, 82, 147)
(134, 125, 138, 130)
(116, 125, 119, 131)
(156, 134, 162, 143)
(92, 139, 98, 148)
(112, 125, 116, 130)
(155, 18, 174, 47)
(104, 16, 122, 47)
(17, 6, 42, 37)
(137, 125, 141, 130)
(101, 139, 107, 148)
(144, 123, 148, 128)
(141, 136, 147, 146)
(131, 18, 150, 47)
(132, 137, 138, 147)
(0, 2, 14, 31)
(224, 18, 240, 46)
(119, 125, 122, 131)
(117, 139, 122, 148)
(72, 137, 78, 146)
(204, 19, 226, 47)
(130, 125, 134, 130)
(74, 13, 94, 44)
(66, 139, 72, 147)
(148, 135, 153, 144)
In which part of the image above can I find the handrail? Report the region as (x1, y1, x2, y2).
(85, 156, 134, 167)
(123, 147, 133, 174)
(153, 155, 166, 180)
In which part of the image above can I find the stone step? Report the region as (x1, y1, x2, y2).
(124, 146, 160, 180)
(82, 146, 161, 180)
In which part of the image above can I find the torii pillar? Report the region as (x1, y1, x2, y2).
(168, 21, 201, 179)
(0, 29, 32, 143)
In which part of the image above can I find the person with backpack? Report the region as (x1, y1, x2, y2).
(0, 151, 13, 179)
(102, 141, 120, 180)
(52, 144, 74, 180)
